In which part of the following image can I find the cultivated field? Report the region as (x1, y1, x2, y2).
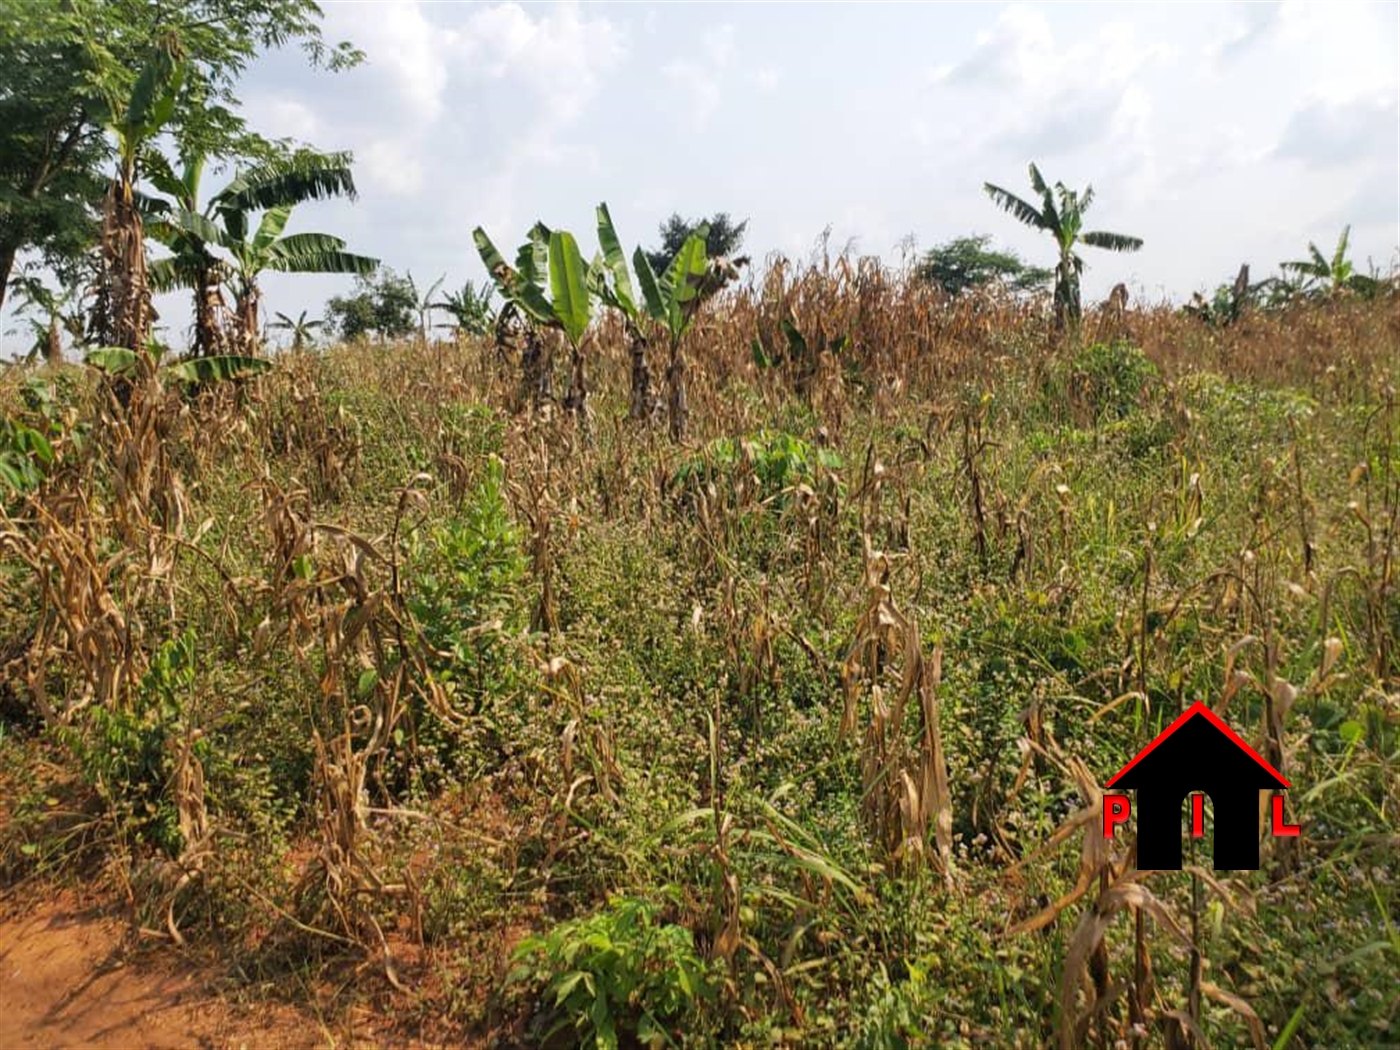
(2, 268, 1396, 1047)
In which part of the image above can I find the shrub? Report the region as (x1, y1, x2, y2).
(509, 894, 716, 1049)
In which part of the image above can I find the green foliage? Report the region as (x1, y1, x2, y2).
(83, 345, 272, 385)
(672, 430, 843, 502)
(325, 268, 419, 342)
(510, 894, 716, 1050)
(916, 234, 1051, 297)
(407, 458, 526, 697)
(1280, 225, 1383, 298)
(0, 415, 54, 495)
(0, 0, 361, 307)
(473, 222, 593, 351)
(984, 163, 1142, 326)
(60, 631, 206, 857)
(432, 280, 495, 337)
(1066, 340, 1158, 421)
(645, 211, 748, 276)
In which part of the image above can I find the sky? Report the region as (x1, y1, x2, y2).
(5, 0, 1400, 353)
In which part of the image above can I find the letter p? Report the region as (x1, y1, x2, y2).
(1103, 794, 1131, 838)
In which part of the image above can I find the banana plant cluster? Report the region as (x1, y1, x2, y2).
(147, 150, 377, 355)
(473, 222, 593, 417)
(474, 203, 745, 440)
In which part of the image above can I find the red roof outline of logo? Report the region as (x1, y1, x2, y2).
(1105, 701, 1290, 788)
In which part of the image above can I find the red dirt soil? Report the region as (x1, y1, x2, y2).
(0, 892, 318, 1050)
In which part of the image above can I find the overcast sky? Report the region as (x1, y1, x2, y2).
(7, 1, 1400, 353)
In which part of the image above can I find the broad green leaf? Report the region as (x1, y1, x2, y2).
(1082, 230, 1143, 252)
(595, 203, 636, 316)
(252, 205, 293, 254)
(164, 208, 226, 248)
(518, 223, 552, 287)
(548, 230, 591, 347)
(632, 246, 666, 322)
(473, 227, 514, 292)
(84, 347, 139, 375)
(123, 44, 180, 132)
(781, 319, 809, 361)
(984, 183, 1047, 231)
(267, 249, 378, 277)
(164, 355, 273, 384)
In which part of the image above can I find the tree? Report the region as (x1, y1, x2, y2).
(644, 211, 747, 275)
(269, 310, 323, 350)
(474, 222, 595, 420)
(916, 234, 1051, 298)
(984, 164, 1142, 328)
(0, 0, 360, 314)
(407, 272, 445, 346)
(325, 269, 418, 343)
(91, 36, 186, 351)
(7, 272, 85, 364)
(432, 280, 495, 339)
(632, 221, 746, 441)
(149, 149, 368, 352)
(1280, 226, 1381, 298)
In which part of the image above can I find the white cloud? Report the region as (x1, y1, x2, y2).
(323, 0, 452, 120)
(751, 67, 781, 92)
(663, 24, 737, 129)
(455, 1, 627, 117)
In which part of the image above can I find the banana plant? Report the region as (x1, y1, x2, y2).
(474, 223, 593, 419)
(93, 36, 186, 351)
(1281, 225, 1381, 298)
(147, 149, 359, 355)
(631, 222, 746, 441)
(587, 203, 655, 421)
(149, 150, 372, 353)
(432, 280, 496, 338)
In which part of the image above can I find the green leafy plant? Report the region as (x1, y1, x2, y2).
(752, 318, 851, 398)
(268, 309, 324, 350)
(60, 630, 207, 858)
(1281, 225, 1381, 298)
(148, 149, 369, 354)
(91, 35, 186, 351)
(672, 429, 843, 506)
(632, 221, 746, 440)
(474, 221, 594, 418)
(509, 894, 716, 1050)
(916, 234, 1051, 298)
(1064, 340, 1158, 421)
(407, 457, 525, 696)
(432, 279, 496, 338)
(84, 343, 272, 385)
(984, 163, 1142, 328)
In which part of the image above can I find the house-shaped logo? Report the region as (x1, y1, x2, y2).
(1102, 702, 1299, 870)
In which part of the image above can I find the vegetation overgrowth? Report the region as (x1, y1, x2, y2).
(2, 258, 1397, 1046)
(2, 5, 1397, 1046)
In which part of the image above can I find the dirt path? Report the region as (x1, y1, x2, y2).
(0, 893, 318, 1050)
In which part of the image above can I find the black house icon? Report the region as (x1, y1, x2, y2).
(1107, 702, 1289, 870)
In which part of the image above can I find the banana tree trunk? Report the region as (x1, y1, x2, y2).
(235, 282, 262, 353)
(628, 327, 654, 421)
(44, 315, 63, 367)
(563, 345, 587, 422)
(193, 265, 230, 357)
(520, 328, 554, 412)
(667, 342, 688, 443)
(99, 177, 152, 351)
